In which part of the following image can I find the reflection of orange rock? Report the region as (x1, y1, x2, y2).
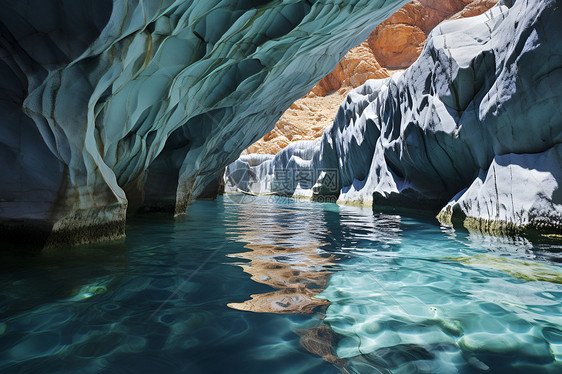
(227, 243, 333, 314)
(248, 0, 497, 155)
(295, 326, 346, 367)
(228, 288, 328, 314)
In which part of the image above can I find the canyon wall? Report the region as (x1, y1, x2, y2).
(249, 0, 498, 155)
(0, 0, 411, 248)
(227, 0, 562, 236)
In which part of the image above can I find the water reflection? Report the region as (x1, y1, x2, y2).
(295, 326, 346, 368)
(227, 242, 332, 314)
(224, 198, 405, 314)
(0, 198, 342, 374)
(223, 196, 409, 370)
(224, 197, 336, 314)
(224, 196, 562, 373)
(0, 196, 560, 373)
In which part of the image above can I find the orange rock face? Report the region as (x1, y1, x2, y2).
(247, 41, 395, 155)
(246, 90, 349, 155)
(248, 0, 498, 155)
(310, 43, 390, 96)
(449, 0, 500, 19)
(368, 23, 426, 68)
(367, 0, 489, 68)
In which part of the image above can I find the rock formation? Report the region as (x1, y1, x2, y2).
(310, 44, 391, 97)
(246, 41, 392, 155)
(0, 0, 411, 248)
(249, 0, 497, 155)
(226, 0, 562, 236)
(246, 90, 351, 155)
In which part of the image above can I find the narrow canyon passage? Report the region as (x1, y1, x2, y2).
(1, 0, 561, 373)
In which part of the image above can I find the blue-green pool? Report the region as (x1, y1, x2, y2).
(0, 196, 561, 373)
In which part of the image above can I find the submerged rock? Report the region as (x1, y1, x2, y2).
(445, 254, 562, 284)
(227, 0, 562, 236)
(0, 0, 409, 248)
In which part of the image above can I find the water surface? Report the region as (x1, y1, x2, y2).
(0, 196, 561, 373)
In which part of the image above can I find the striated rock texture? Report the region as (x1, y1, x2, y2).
(246, 90, 350, 155)
(246, 42, 391, 155)
(309, 43, 391, 97)
(226, 0, 562, 236)
(0, 0, 410, 248)
(249, 0, 497, 155)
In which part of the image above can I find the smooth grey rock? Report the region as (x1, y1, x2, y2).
(0, 0, 408, 247)
(226, 0, 562, 234)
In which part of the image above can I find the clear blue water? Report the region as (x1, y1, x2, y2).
(0, 196, 561, 373)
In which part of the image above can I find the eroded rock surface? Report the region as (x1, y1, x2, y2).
(246, 90, 350, 155)
(0, 0, 408, 247)
(249, 0, 497, 155)
(227, 0, 562, 235)
(438, 145, 562, 235)
(369, 0, 497, 68)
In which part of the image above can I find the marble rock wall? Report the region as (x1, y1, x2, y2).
(227, 0, 562, 236)
(0, 0, 408, 248)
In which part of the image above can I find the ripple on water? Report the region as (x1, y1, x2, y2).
(0, 197, 560, 373)
(319, 225, 562, 373)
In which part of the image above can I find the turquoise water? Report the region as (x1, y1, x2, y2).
(0, 196, 561, 373)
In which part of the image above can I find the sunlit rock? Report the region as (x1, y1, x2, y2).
(368, 0, 499, 68)
(226, 0, 562, 235)
(0, 0, 408, 247)
(248, 0, 498, 156)
(438, 146, 562, 235)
